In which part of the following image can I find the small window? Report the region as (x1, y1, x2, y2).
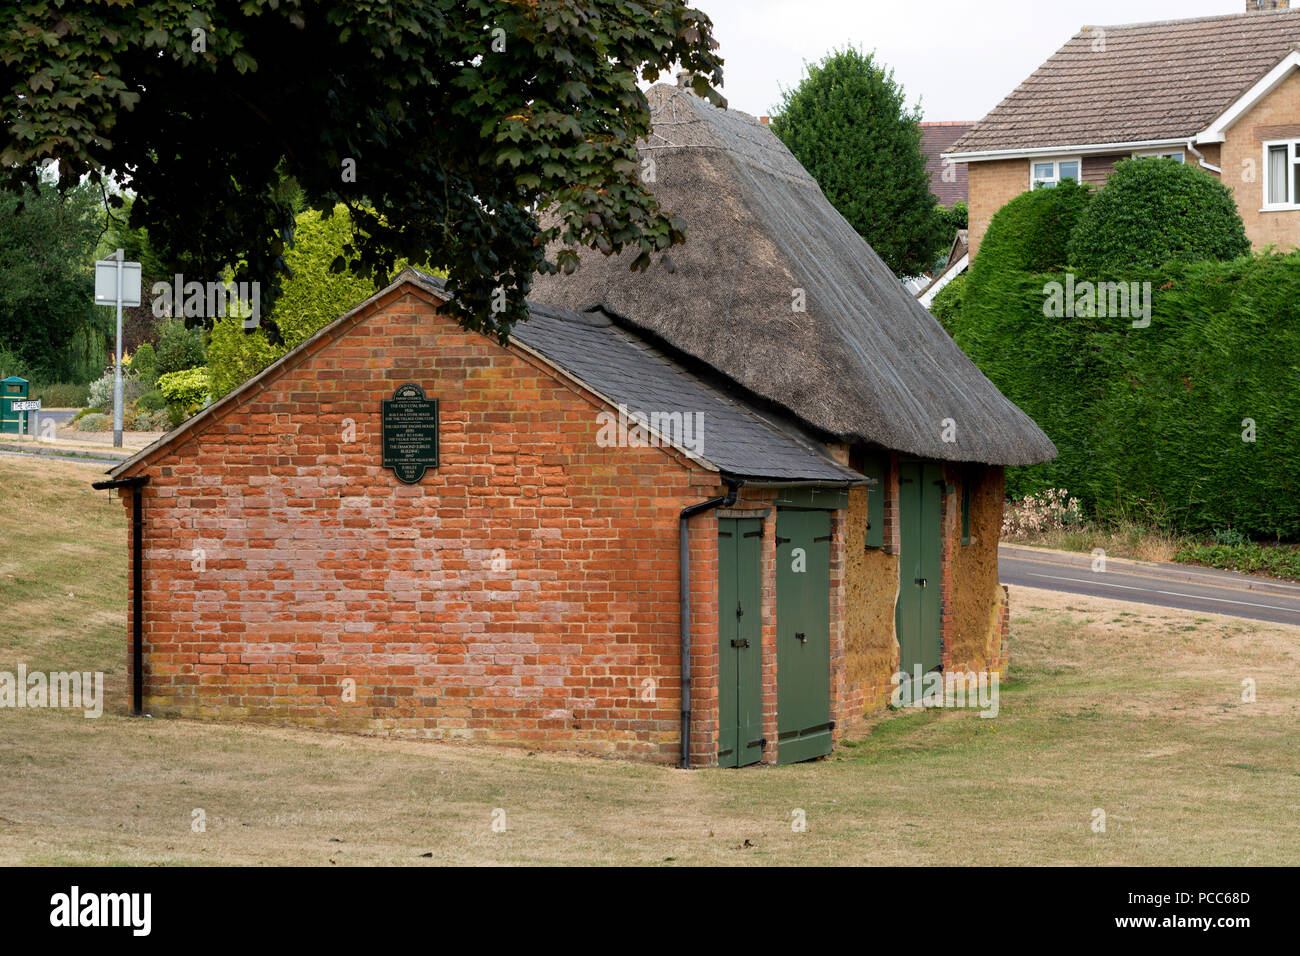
(1031, 158, 1081, 190)
(1133, 150, 1185, 163)
(1264, 140, 1300, 209)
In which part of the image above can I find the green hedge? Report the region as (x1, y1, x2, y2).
(952, 253, 1300, 539)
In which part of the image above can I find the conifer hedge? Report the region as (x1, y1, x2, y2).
(952, 254, 1300, 539)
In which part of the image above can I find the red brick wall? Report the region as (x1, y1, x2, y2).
(119, 285, 724, 763)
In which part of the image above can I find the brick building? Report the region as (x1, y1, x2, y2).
(98, 84, 1054, 767)
(947, 3, 1300, 257)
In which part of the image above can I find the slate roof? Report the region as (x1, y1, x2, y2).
(530, 85, 1056, 466)
(950, 9, 1300, 155)
(920, 123, 973, 205)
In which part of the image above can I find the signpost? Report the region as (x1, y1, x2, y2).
(94, 251, 143, 448)
(10, 398, 40, 439)
(381, 383, 439, 483)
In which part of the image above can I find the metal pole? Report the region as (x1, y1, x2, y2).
(112, 248, 124, 448)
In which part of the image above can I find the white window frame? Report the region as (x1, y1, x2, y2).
(1261, 139, 1300, 212)
(1029, 157, 1082, 190)
(1132, 149, 1185, 163)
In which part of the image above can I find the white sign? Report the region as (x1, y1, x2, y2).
(94, 260, 142, 306)
(10, 399, 40, 412)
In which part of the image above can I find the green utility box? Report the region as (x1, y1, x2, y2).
(1, 376, 28, 434)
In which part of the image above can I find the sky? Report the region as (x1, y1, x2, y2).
(675, 0, 1240, 121)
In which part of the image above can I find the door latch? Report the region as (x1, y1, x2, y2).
(915, 578, 928, 588)
(794, 632, 807, 644)
(730, 639, 750, 649)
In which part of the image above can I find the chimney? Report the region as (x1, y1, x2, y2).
(676, 70, 694, 89)
(1247, 0, 1290, 11)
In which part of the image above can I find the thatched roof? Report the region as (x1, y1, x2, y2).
(530, 84, 1056, 466)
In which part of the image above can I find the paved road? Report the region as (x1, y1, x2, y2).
(1000, 548, 1300, 627)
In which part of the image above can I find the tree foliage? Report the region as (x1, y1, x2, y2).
(0, 177, 107, 382)
(208, 205, 381, 397)
(1068, 159, 1250, 274)
(0, 0, 723, 341)
(771, 47, 945, 277)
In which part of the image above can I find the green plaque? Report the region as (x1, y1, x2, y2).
(382, 383, 438, 483)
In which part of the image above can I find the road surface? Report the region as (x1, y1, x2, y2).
(1000, 546, 1300, 627)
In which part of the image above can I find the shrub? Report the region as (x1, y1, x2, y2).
(129, 342, 159, 386)
(154, 317, 206, 376)
(1002, 489, 1085, 539)
(1214, 528, 1250, 547)
(968, 180, 1092, 287)
(1175, 543, 1300, 582)
(87, 370, 146, 413)
(130, 408, 170, 431)
(157, 366, 211, 415)
(134, 388, 167, 413)
(32, 382, 90, 408)
(1068, 158, 1250, 274)
(74, 412, 110, 432)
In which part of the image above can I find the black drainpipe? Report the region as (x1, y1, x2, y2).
(92, 474, 150, 715)
(679, 477, 741, 769)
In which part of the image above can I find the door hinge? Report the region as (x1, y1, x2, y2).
(813, 534, 832, 542)
(775, 535, 790, 544)
(743, 528, 764, 538)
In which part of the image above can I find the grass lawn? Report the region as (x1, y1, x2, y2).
(1, 455, 1297, 866)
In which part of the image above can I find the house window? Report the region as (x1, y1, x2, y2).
(1133, 150, 1184, 163)
(1263, 140, 1300, 210)
(1030, 159, 1081, 189)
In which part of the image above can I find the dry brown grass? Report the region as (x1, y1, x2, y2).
(1, 456, 1297, 865)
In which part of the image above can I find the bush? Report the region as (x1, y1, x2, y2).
(157, 366, 211, 415)
(1002, 489, 1085, 539)
(130, 408, 170, 431)
(74, 412, 110, 432)
(968, 180, 1092, 289)
(1068, 158, 1250, 274)
(1175, 543, 1300, 581)
(129, 342, 159, 386)
(31, 382, 90, 408)
(154, 317, 206, 376)
(87, 370, 146, 413)
(134, 388, 167, 413)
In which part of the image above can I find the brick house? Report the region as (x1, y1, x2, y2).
(919, 122, 974, 209)
(947, 2, 1300, 258)
(97, 84, 1054, 767)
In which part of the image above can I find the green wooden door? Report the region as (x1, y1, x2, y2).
(718, 517, 764, 768)
(775, 509, 833, 764)
(896, 461, 944, 700)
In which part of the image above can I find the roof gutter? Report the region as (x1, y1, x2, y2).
(944, 137, 1188, 164)
(679, 477, 741, 769)
(1186, 138, 1222, 174)
(91, 474, 150, 715)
